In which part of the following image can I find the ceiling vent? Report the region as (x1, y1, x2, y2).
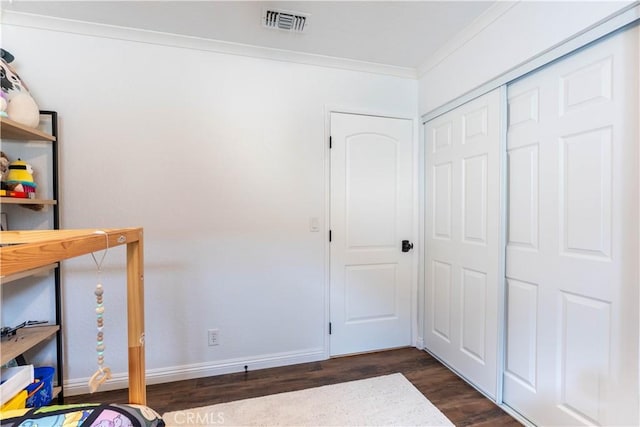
(263, 8, 309, 33)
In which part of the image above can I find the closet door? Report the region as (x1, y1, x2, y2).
(424, 88, 502, 398)
(503, 27, 639, 426)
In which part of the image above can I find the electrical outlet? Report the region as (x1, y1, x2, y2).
(208, 329, 220, 346)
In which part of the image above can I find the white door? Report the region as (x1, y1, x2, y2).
(329, 112, 414, 356)
(424, 89, 503, 398)
(503, 27, 639, 426)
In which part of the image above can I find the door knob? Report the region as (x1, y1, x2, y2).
(402, 240, 414, 252)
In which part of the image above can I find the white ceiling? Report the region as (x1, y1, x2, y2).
(2, 1, 496, 70)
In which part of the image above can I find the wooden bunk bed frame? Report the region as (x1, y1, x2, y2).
(0, 228, 147, 405)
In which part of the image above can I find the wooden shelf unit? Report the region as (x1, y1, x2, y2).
(1, 263, 59, 285)
(1, 112, 63, 404)
(0, 325, 60, 366)
(0, 117, 56, 141)
(0, 116, 57, 208)
(0, 197, 57, 206)
(0, 228, 147, 405)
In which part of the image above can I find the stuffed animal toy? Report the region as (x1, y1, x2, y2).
(0, 92, 7, 118)
(1, 151, 11, 195)
(0, 151, 9, 183)
(6, 158, 37, 195)
(0, 49, 39, 127)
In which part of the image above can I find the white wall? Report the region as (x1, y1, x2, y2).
(418, 1, 634, 115)
(1, 23, 417, 392)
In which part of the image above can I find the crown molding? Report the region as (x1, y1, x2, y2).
(1, 10, 418, 79)
(417, 1, 520, 78)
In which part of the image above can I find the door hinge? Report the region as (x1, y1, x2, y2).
(329, 322, 332, 335)
(329, 230, 332, 242)
(329, 136, 332, 149)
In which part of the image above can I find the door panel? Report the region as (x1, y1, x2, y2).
(462, 154, 487, 243)
(505, 279, 537, 389)
(560, 127, 612, 257)
(433, 162, 452, 239)
(424, 88, 502, 398)
(345, 264, 397, 321)
(503, 27, 639, 426)
(330, 112, 413, 356)
(460, 268, 487, 361)
(432, 260, 452, 340)
(507, 144, 538, 249)
(346, 134, 398, 248)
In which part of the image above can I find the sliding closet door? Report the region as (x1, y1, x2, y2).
(424, 88, 503, 398)
(503, 27, 639, 426)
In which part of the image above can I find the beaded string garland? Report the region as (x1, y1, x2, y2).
(88, 230, 112, 393)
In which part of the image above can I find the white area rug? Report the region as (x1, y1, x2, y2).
(162, 373, 454, 426)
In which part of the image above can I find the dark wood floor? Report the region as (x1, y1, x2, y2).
(66, 347, 520, 426)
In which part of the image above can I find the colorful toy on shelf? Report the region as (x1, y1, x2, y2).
(0, 151, 8, 181)
(0, 48, 39, 128)
(5, 158, 37, 198)
(0, 151, 9, 196)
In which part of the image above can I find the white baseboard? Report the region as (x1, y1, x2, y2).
(414, 337, 424, 350)
(64, 348, 325, 396)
